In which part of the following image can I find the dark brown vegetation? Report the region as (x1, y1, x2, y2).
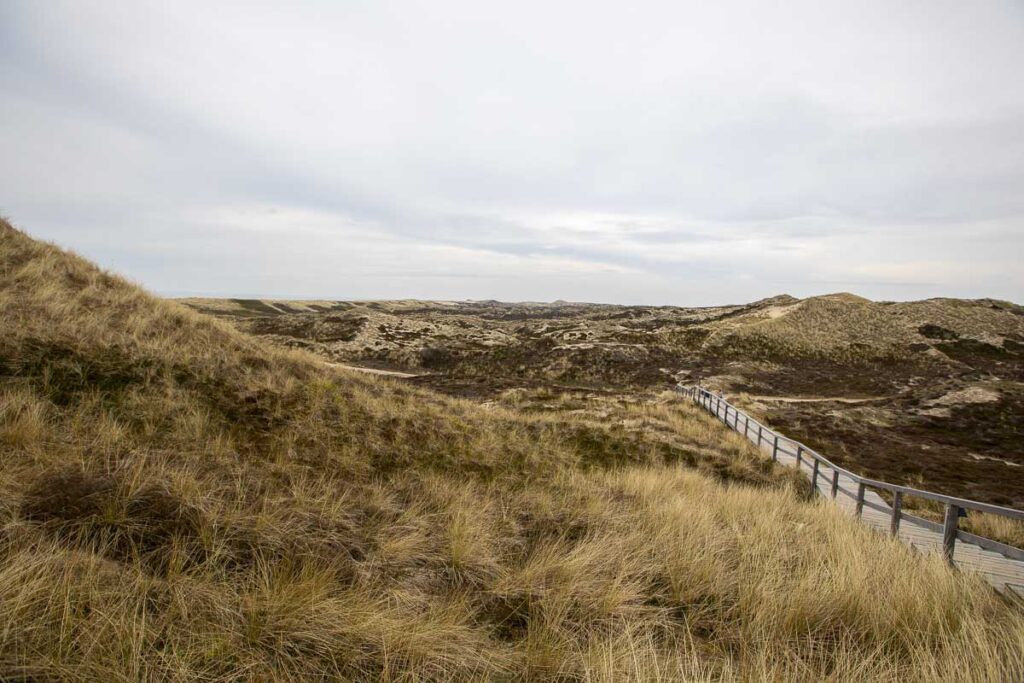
(2, 220, 1023, 680)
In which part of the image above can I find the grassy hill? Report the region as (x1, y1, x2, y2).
(3, 219, 1024, 681)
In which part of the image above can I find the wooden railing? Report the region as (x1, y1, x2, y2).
(678, 385, 1024, 564)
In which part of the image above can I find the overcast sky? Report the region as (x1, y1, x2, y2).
(2, 1, 1022, 305)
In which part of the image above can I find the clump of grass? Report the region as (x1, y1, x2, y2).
(1, 218, 1023, 681)
(0, 388, 47, 448)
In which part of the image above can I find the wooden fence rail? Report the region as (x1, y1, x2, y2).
(678, 385, 1024, 595)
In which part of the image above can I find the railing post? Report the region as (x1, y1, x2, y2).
(855, 483, 866, 518)
(743, 416, 749, 438)
(756, 424, 762, 447)
(771, 435, 779, 462)
(890, 491, 902, 537)
(810, 458, 820, 496)
(942, 504, 960, 564)
(795, 445, 803, 470)
(830, 469, 839, 498)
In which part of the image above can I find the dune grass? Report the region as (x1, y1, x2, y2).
(1, 219, 1023, 681)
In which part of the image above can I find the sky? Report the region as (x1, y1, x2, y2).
(2, 1, 1023, 305)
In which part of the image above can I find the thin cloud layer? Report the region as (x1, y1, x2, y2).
(1, 1, 1022, 304)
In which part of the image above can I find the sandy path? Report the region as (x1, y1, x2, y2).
(327, 362, 423, 378)
(747, 395, 894, 404)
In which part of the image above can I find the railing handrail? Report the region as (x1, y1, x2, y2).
(682, 385, 1024, 520)
(678, 384, 1024, 570)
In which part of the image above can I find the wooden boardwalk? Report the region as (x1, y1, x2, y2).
(688, 388, 1024, 598)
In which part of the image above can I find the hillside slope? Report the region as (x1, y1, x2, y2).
(2, 220, 1024, 681)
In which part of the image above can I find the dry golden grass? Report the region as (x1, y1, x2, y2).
(1, 219, 1023, 681)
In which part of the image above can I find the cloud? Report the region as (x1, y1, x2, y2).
(1, 0, 1022, 305)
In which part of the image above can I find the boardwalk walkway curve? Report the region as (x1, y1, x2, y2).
(678, 385, 1024, 597)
